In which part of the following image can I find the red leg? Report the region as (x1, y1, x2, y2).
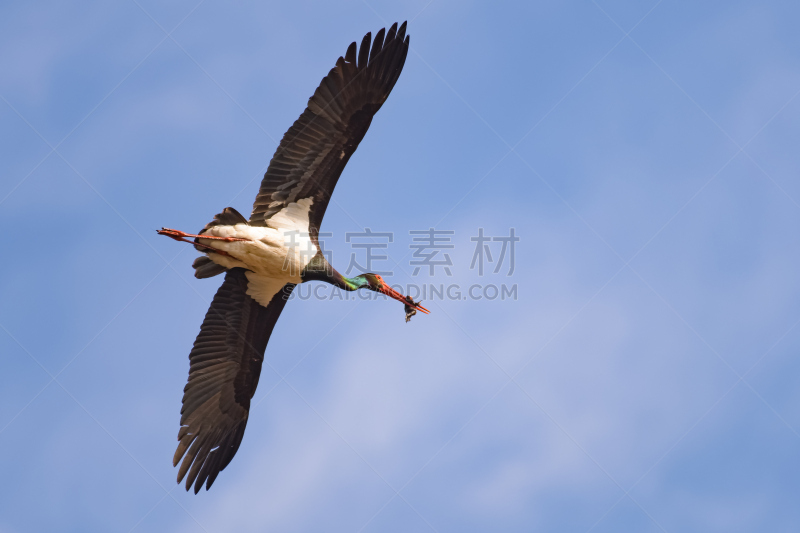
(157, 228, 247, 242)
(157, 228, 245, 257)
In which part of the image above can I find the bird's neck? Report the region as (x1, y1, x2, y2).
(340, 273, 370, 291)
(301, 252, 366, 291)
(325, 269, 368, 292)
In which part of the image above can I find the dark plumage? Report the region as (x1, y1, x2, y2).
(174, 270, 294, 493)
(250, 23, 410, 243)
(170, 23, 412, 493)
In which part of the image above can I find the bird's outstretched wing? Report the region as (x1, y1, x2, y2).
(174, 268, 294, 492)
(250, 22, 410, 241)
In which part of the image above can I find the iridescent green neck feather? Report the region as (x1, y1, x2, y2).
(340, 274, 370, 291)
(300, 253, 374, 292)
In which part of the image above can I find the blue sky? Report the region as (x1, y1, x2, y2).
(2, 0, 800, 531)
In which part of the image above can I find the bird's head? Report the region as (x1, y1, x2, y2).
(356, 273, 430, 318)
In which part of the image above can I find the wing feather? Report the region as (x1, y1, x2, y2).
(250, 22, 410, 241)
(174, 269, 295, 492)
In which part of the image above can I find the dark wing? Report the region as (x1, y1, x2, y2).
(173, 268, 294, 493)
(250, 22, 410, 241)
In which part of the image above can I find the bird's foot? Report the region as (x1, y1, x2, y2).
(157, 228, 246, 257)
(157, 228, 247, 243)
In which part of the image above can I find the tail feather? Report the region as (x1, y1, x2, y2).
(199, 207, 248, 234)
(193, 207, 249, 255)
(191, 207, 248, 277)
(193, 256, 227, 279)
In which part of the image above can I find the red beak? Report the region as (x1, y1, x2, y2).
(380, 284, 430, 315)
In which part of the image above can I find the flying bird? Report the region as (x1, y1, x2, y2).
(157, 22, 428, 493)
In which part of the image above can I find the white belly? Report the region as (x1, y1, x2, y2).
(200, 225, 317, 306)
(199, 199, 317, 306)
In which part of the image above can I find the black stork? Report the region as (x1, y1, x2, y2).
(157, 22, 429, 493)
